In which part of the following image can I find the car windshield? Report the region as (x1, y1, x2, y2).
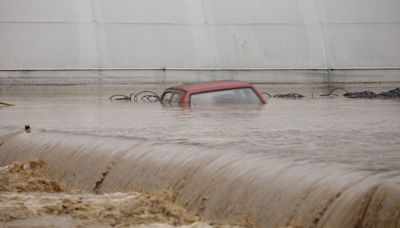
(190, 88, 262, 105)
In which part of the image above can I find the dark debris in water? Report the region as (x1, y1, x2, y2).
(265, 87, 400, 99)
(0, 101, 15, 107)
(109, 91, 161, 102)
(320, 87, 349, 97)
(273, 93, 305, 99)
(343, 88, 400, 99)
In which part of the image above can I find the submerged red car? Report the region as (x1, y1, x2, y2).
(161, 80, 267, 106)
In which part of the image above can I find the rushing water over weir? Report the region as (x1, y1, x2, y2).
(1, 84, 400, 227)
(1, 131, 400, 227)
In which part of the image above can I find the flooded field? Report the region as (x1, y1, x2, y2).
(1, 83, 400, 227)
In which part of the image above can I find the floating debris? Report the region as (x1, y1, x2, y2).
(273, 93, 305, 99)
(110, 91, 160, 102)
(320, 87, 349, 97)
(344, 87, 400, 99)
(0, 101, 15, 107)
(109, 94, 133, 100)
(343, 91, 378, 98)
(25, 125, 31, 133)
(379, 87, 400, 98)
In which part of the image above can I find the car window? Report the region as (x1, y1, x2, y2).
(171, 93, 181, 103)
(161, 92, 173, 102)
(190, 88, 261, 105)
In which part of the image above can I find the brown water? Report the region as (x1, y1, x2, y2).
(0, 159, 239, 227)
(1, 84, 400, 227)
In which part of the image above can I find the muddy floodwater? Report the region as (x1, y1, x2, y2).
(1, 83, 400, 227)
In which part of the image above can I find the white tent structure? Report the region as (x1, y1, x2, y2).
(0, 0, 399, 84)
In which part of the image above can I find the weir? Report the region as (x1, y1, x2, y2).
(1, 131, 399, 227)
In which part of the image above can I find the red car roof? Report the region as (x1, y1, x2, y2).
(168, 80, 254, 94)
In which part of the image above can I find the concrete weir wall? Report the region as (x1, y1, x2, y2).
(0, 0, 400, 84)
